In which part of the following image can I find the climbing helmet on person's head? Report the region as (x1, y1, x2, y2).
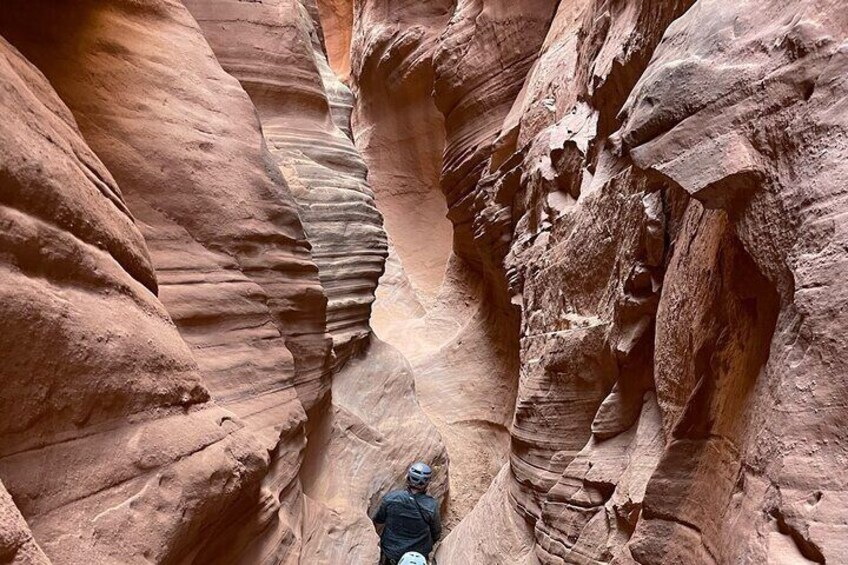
(398, 551, 428, 565)
(406, 462, 432, 488)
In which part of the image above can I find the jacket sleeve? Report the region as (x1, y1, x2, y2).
(373, 497, 388, 525)
(430, 503, 442, 543)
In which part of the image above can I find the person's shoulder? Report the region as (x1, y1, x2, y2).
(419, 494, 439, 510)
(383, 489, 408, 502)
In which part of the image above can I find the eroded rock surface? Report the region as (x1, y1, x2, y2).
(300, 338, 448, 563)
(0, 1, 334, 561)
(432, 0, 848, 563)
(621, 2, 848, 562)
(349, 0, 454, 298)
(2, 0, 848, 563)
(348, 0, 529, 527)
(184, 0, 387, 366)
(0, 33, 266, 564)
(0, 481, 49, 565)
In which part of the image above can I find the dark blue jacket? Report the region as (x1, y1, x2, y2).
(373, 489, 441, 560)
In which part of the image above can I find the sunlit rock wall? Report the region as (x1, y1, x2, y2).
(347, 0, 537, 527)
(184, 0, 387, 367)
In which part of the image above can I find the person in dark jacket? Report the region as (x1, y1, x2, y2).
(373, 462, 441, 565)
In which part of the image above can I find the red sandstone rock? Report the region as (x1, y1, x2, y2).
(349, 0, 455, 299)
(184, 0, 387, 367)
(0, 1, 330, 561)
(2, 0, 848, 563)
(0, 33, 266, 564)
(0, 0, 333, 410)
(0, 481, 49, 565)
(620, 1, 848, 562)
(349, 0, 539, 530)
(435, 0, 848, 563)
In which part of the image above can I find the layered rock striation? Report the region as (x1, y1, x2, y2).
(348, 0, 539, 527)
(2, 0, 848, 564)
(184, 0, 387, 366)
(426, 0, 848, 563)
(0, 32, 268, 564)
(0, 0, 445, 562)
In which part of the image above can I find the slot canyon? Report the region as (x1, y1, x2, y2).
(0, 0, 846, 563)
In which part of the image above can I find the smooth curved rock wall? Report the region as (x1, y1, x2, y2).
(433, 0, 559, 272)
(0, 1, 337, 561)
(2, 0, 848, 563)
(184, 0, 387, 367)
(0, 33, 267, 564)
(316, 0, 354, 81)
(348, 0, 525, 527)
(0, 480, 49, 565)
(349, 0, 454, 298)
(0, 0, 334, 405)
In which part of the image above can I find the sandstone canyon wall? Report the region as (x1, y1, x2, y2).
(348, 0, 848, 562)
(0, 1, 438, 563)
(423, 0, 848, 563)
(1, 0, 848, 564)
(0, 29, 269, 563)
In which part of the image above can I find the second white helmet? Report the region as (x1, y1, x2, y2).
(398, 552, 427, 565)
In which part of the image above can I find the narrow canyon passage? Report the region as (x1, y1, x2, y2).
(338, 0, 519, 531)
(1, 1, 847, 565)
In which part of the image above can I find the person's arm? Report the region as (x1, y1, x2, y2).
(372, 497, 388, 533)
(430, 502, 442, 543)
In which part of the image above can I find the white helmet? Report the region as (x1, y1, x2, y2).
(398, 552, 427, 565)
(407, 462, 432, 489)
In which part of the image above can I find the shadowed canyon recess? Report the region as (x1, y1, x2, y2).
(0, 0, 847, 563)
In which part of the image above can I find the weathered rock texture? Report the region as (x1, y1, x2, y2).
(300, 338, 448, 564)
(184, 0, 387, 366)
(0, 480, 49, 565)
(3, 0, 848, 563)
(348, 0, 532, 528)
(433, 0, 560, 273)
(0, 32, 267, 563)
(425, 0, 848, 563)
(1, 0, 440, 562)
(0, 1, 341, 559)
(350, 0, 455, 298)
(178, 2, 446, 560)
(619, 2, 848, 562)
